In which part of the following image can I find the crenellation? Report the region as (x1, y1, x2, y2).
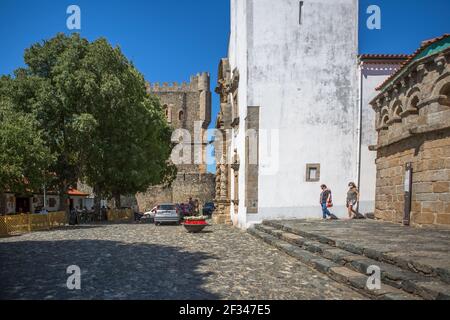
(147, 73, 210, 93)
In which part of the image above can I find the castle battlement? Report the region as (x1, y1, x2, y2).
(146, 72, 210, 93)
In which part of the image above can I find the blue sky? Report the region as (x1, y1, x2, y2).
(1, 0, 450, 173)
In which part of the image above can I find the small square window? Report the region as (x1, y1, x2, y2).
(306, 164, 320, 182)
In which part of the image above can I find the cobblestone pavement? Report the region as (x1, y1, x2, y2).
(0, 223, 365, 300)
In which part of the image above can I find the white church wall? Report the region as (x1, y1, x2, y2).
(359, 62, 403, 214)
(230, 0, 360, 228)
(228, 0, 251, 229)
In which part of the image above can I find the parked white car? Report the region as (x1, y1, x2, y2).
(154, 204, 180, 225)
(142, 206, 157, 222)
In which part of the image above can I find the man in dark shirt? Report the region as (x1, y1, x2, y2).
(320, 184, 333, 220)
(188, 197, 195, 215)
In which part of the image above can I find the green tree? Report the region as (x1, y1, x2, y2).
(73, 38, 176, 208)
(1, 33, 175, 214)
(0, 93, 54, 213)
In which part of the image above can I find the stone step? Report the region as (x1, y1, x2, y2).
(248, 227, 420, 300)
(263, 220, 450, 285)
(255, 223, 450, 300)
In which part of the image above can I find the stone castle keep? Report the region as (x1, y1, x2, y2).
(136, 73, 215, 211)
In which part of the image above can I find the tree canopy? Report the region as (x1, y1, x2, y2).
(0, 92, 54, 194)
(0, 33, 175, 211)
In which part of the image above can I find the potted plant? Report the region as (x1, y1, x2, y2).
(183, 216, 209, 233)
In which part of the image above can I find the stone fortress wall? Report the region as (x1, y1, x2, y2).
(137, 73, 215, 212)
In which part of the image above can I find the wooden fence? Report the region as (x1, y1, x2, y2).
(0, 212, 67, 236)
(0, 209, 134, 237)
(106, 209, 133, 223)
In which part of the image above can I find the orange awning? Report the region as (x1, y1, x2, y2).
(67, 188, 90, 197)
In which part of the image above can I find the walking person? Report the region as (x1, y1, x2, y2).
(320, 185, 333, 220)
(194, 199, 200, 215)
(188, 197, 195, 216)
(347, 182, 360, 219)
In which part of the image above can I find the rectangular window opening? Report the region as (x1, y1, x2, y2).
(306, 164, 320, 182)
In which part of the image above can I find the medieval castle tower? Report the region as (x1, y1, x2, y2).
(136, 73, 216, 211)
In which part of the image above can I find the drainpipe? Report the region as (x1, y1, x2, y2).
(356, 61, 363, 213)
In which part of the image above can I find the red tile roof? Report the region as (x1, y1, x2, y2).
(4, 188, 90, 197)
(67, 188, 90, 197)
(375, 34, 450, 91)
(421, 34, 450, 46)
(359, 54, 410, 60)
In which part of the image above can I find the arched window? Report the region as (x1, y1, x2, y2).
(440, 82, 450, 96)
(179, 110, 184, 121)
(163, 104, 172, 123)
(440, 82, 450, 107)
(380, 107, 390, 128)
(382, 115, 390, 127)
(393, 102, 404, 120)
(410, 96, 419, 110)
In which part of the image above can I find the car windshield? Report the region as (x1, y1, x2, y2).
(159, 205, 175, 210)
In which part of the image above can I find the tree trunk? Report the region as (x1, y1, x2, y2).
(93, 185, 102, 217)
(0, 192, 6, 215)
(59, 182, 69, 221)
(113, 192, 121, 209)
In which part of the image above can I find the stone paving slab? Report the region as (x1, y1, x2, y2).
(0, 224, 364, 300)
(256, 222, 450, 299)
(249, 227, 420, 300)
(265, 219, 450, 283)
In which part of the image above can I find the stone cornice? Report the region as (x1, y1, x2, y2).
(370, 121, 450, 151)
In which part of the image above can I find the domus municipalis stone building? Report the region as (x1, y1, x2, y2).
(370, 34, 450, 226)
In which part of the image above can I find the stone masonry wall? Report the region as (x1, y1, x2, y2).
(375, 132, 450, 226)
(372, 43, 450, 226)
(172, 173, 216, 205)
(137, 73, 213, 211)
(136, 173, 215, 212)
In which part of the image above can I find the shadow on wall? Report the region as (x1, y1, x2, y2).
(0, 239, 219, 300)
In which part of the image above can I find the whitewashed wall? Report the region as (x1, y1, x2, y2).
(4, 193, 15, 214)
(359, 62, 402, 214)
(228, 0, 249, 228)
(228, 0, 360, 228)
